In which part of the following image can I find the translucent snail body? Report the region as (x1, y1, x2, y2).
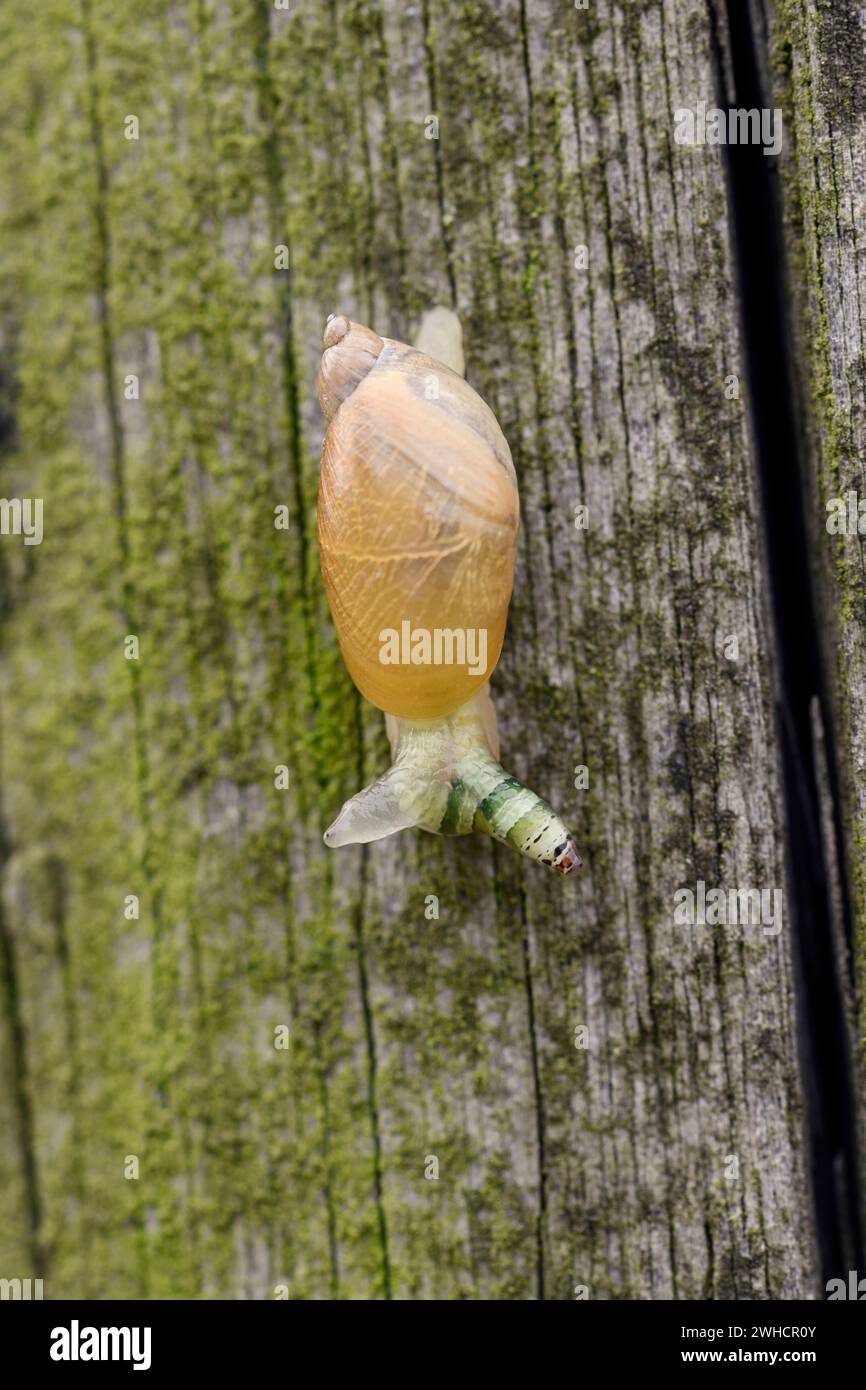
(316, 310, 582, 876)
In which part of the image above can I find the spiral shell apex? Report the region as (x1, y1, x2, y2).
(317, 315, 385, 422)
(316, 315, 520, 720)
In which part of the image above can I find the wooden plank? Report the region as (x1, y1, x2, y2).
(0, 0, 822, 1298)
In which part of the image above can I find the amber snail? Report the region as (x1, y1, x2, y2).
(316, 308, 582, 876)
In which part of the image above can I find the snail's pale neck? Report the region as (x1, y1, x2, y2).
(392, 695, 493, 766)
(317, 315, 384, 422)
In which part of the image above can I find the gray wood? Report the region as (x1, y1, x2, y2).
(3, 0, 862, 1299)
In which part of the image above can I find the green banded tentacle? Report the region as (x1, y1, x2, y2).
(414, 701, 580, 874)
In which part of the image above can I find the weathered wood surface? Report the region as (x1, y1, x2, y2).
(3, 0, 863, 1299)
(773, 0, 866, 1059)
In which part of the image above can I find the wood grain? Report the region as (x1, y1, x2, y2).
(3, 0, 861, 1299)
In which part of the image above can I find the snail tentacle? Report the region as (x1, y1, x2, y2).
(322, 762, 447, 848)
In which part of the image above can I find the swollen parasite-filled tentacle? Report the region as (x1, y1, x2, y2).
(323, 692, 582, 876)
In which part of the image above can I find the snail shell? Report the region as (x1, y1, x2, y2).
(317, 315, 519, 720)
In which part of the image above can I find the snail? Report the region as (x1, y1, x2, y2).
(316, 308, 582, 876)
